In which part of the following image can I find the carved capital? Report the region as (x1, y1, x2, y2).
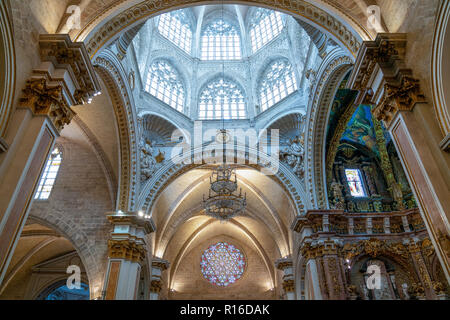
(152, 257, 170, 271)
(20, 78, 75, 132)
(107, 239, 146, 262)
(282, 279, 295, 293)
(150, 280, 163, 293)
(373, 75, 426, 127)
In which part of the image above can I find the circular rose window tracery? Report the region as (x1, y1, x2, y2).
(200, 242, 245, 287)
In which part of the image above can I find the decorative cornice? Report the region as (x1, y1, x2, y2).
(349, 33, 427, 128)
(39, 34, 101, 105)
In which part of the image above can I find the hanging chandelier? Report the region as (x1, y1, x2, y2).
(203, 162, 247, 221)
(203, 130, 247, 221)
(203, 1, 246, 221)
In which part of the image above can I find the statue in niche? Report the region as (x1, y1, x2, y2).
(280, 135, 305, 179)
(305, 69, 317, 97)
(140, 137, 157, 183)
(330, 180, 345, 209)
(391, 182, 404, 210)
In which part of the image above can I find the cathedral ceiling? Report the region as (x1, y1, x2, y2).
(151, 167, 294, 263)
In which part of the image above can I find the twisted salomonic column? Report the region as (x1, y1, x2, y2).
(103, 211, 155, 300)
(149, 257, 170, 300)
(0, 34, 100, 286)
(275, 258, 295, 300)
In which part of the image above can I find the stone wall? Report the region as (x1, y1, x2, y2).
(28, 127, 113, 296)
(169, 235, 277, 300)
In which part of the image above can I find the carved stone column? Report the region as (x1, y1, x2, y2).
(0, 34, 100, 286)
(275, 258, 295, 300)
(301, 240, 347, 300)
(349, 33, 450, 283)
(150, 257, 170, 300)
(407, 240, 437, 300)
(103, 212, 155, 300)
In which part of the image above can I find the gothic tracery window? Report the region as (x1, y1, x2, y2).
(199, 77, 247, 120)
(157, 10, 193, 54)
(250, 9, 284, 53)
(259, 59, 298, 111)
(145, 60, 185, 112)
(200, 242, 245, 287)
(345, 169, 366, 197)
(35, 147, 62, 200)
(201, 19, 242, 60)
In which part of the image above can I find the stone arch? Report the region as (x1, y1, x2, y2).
(0, 0, 15, 140)
(304, 50, 353, 209)
(75, 1, 366, 60)
(137, 145, 310, 218)
(26, 216, 99, 299)
(431, 0, 450, 139)
(94, 50, 139, 211)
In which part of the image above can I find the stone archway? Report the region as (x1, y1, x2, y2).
(75, 0, 368, 60)
(94, 50, 139, 211)
(304, 51, 353, 209)
(0, 0, 15, 142)
(432, 0, 450, 143)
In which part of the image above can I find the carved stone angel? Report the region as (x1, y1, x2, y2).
(140, 137, 157, 183)
(280, 136, 305, 178)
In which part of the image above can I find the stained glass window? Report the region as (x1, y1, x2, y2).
(35, 148, 62, 200)
(345, 169, 366, 197)
(200, 242, 245, 287)
(201, 19, 242, 60)
(250, 9, 284, 53)
(259, 59, 298, 112)
(157, 10, 192, 54)
(145, 60, 185, 112)
(199, 77, 247, 120)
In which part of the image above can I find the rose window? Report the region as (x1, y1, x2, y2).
(200, 242, 245, 287)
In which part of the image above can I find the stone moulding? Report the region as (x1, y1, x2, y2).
(76, 0, 362, 59)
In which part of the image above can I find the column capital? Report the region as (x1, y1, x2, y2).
(152, 257, 170, 271)
(105, 211, 155, 262)
(275, 257, 293, 271)
(19, 34, 101, 132)
(373, 74, 427, 127)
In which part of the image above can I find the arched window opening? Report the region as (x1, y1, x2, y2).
(259, 59, 298, 112)
(35, 147, 62, 200)
(250, 9, 284, 53)
(199, 78, 246, 120)
(201, 19, 242, 60)
(145, 60, 185, 112)
(157, 10, 192, 54)
(345, 168, 367, 198)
